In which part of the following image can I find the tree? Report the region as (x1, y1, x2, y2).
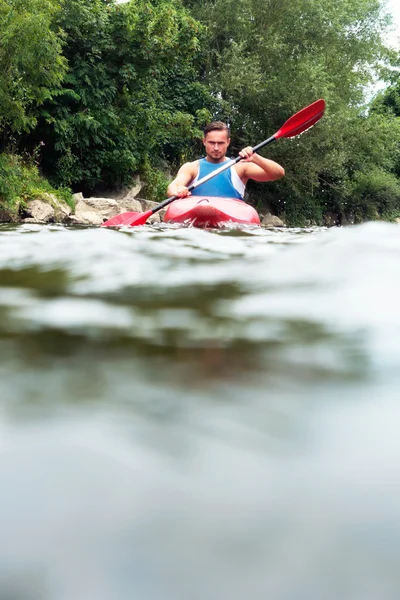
(26, 0, 214, 192)
(182, 0, 394, 222)
(0, 0, 66, 139)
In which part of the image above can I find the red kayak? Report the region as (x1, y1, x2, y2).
(163, 196, 260, 228)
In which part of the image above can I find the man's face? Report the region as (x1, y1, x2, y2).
(203, 130, 230, 163)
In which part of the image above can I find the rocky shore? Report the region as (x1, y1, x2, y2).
(20, 192, 167, 226)
(17, 188, 286, 227)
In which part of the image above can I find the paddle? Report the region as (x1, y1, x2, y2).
(102, 98, 326, 228)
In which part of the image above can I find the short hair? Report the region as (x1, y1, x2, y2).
(203, 121, 230, 137)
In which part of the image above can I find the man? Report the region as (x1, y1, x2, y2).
(167, 121, 285, 200)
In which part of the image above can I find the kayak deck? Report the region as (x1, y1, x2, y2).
(163, 196, 260, 228)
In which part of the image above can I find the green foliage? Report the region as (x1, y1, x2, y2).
(0, 152, 74, 216)
(0, 0, 66, 136)
(182, 0, 396, 224)
(370, 80, 400, 180)
(0, 153, 25, 211)
(24, 0, 214, 191)
(283, 193, 324, 227)
(345, 169, 400, 222)
(140, 160, 171, 202)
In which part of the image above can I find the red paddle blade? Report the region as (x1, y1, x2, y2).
(126, 209, 153, 226)
(101, 211, 142, 227)
(275, 99, 326, 139)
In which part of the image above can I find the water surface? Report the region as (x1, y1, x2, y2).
(1, 221, 399, 600)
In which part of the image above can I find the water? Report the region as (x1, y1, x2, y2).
(1, 221, 400, 600)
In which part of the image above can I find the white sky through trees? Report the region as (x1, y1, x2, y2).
(386, 0, 400, 47)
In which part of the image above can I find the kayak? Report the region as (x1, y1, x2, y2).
(163, 196, 260, 228)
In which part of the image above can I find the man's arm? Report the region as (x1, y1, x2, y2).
(236, 147, 285, 183)
(167, 161, 198, 198)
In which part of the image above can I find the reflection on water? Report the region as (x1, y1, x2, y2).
(1, 221, 400, 599)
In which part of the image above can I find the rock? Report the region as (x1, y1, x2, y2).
(55, 201, 72, 222)
(79, 197, 119, 213)
(24, 194, 71, 224)
(120, 177, 143, 201)
(118, 198, 145, 214)
(20, 191, 167, 226)
(261, 213, 285, 227)
(22, 218, 44, 224)
(25, 200, 55, 223)
(137, 199, 167, 223)
(49, 195, 72, 222)
(73, 201, 104, 225)
(73, 197, 143, 225)
(91, 177, 144, 202)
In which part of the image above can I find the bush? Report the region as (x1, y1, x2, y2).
(282, 193, 323, 227)
(345, 169, 400, 222)
(0, 152, 74, 218)
(140, 160, 171, 203)
(0, 153, 24, 212)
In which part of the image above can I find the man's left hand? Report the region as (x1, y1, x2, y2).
(239, 146, 256, 162)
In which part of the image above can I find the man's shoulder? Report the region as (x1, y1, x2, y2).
(180, 159, 199, 173)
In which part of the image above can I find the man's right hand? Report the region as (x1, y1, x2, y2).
(167, 161, 197, 198)
(169, 184, 191, 198)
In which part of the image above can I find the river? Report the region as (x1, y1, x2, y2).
(1, 221, 400, 600)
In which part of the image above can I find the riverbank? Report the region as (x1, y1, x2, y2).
(0, 151, 390, 228)
(22, 192, 167, 226)
(3, 190, 287, 227)
(13, 193, 285, 227)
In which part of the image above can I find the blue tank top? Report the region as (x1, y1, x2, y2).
(191, 158, 245, 199)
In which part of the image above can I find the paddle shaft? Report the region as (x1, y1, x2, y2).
(153, 135, 277, 215)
